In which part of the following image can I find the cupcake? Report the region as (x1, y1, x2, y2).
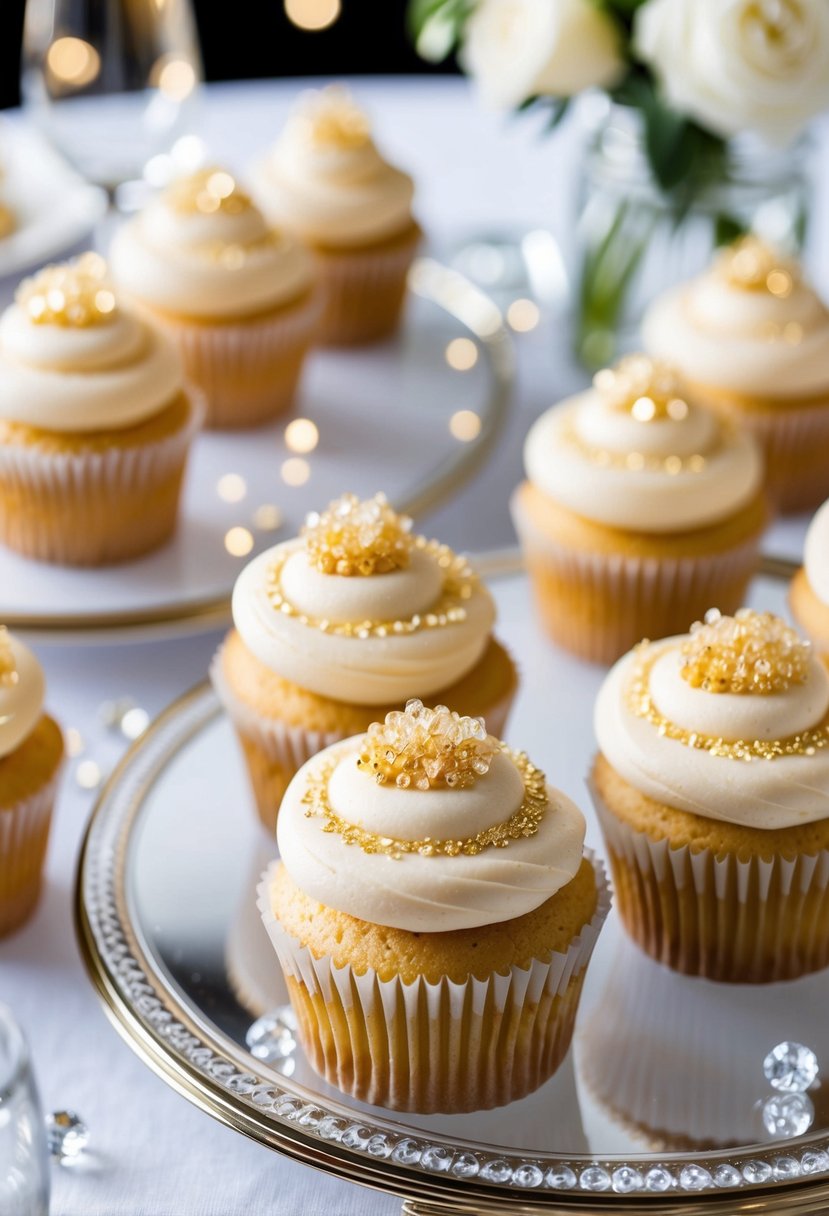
(790, 499, 829, 651)
(0, 252, 200, 565)
(0, 627, 63, 936)
(511, 355, 768, 665)
(110, 168, 320, 429)
(212, 492, 518, 833)
(592, 607, 829, 983)
(250, 86, 421, 346)
(258, 699, 609, 1113)
(643, 236, 829, 514)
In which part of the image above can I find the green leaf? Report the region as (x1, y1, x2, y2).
(714, 213, 746, 247)
(406, 0, 452, 40)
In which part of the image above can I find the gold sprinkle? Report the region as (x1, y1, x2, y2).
(627, 638, 826, 762)
(266, 534, 476, 637)
(17, 253, 116, 327)
(297, 86, 371, 150)
(302, 492, 413, 577)
(680, 608, 810, 695)
(559, 409, 727, 475)
(357, 699, 498, 791)
(0, 626, 18, 688)
(594, 354, 691, 423)
(165, 167, 254, 217)
(717, 235, 800, 296)
(302, 744, 548, 859)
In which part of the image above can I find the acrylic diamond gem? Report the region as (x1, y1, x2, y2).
(713, 1164, 742, 1188)
(773, 1157, 801, 1180)
(46, 1110, 88, 1161)
(763, 1042, 818, 1092)
(612, 1166, 644, 1193)
(513, 1165, 543, 1188)
(763, 1092, 814, 1139)
(679, 1165, 712, 1191)
(644, 1167, 674, 1193)
(245, 1006, 298, 1064)
(545, 1166, 576, 1190)
(743, 1160, 772, 1184)
(579, 1167, 611, 1192)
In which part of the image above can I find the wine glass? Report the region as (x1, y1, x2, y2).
(21, 0, 203, 196)
(0, 1004, 50, 1216)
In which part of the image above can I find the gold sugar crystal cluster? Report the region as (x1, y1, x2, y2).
(166, 168, 253, 217)
(0, 627, 18, 689)
(303, 492, 414, 576)
(17, 252, 116, 327)
(718, 235, 797, 299)
(300, 86, 371, 149)
(594, 354, 690, 423)
(357, 699, 498, 790)
(680, 608, 810, 696)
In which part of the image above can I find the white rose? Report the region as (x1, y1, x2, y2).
(634, 0, 829, 146)
(462, 0, 624, 111)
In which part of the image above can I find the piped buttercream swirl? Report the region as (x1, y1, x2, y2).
(523, 356, 762, 532)
(595, 617, 829, 829)
(643, 239, 829, 397)
(232, 533, 495, 705)
(804, 499, 829, 608)
(277, 734, 586, 931)
(250, 86, 415, 248)
(0, 255, 184, 432)
(110, 168, 314, 319)
(0, 630, 45, 759)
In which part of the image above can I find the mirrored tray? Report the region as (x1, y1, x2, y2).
(4, 259, 512, 638)
(76, 559, 829, 1214)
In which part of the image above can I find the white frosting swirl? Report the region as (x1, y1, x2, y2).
(0, 303, 183, 432)
(277, 739, 586, 931)
(643, 275, 829, 398)
(110, 190, 314, 319)
(250, 91, 415, 248)
(0, 635, 46, 760)
(804, 499, 829, 608)
(523, 389, 762, 532)
(595, 638, 829, 829)
(232, 539, 495, 704)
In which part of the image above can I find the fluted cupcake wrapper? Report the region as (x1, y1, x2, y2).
(589, 777, 829, 983)
(146, 290, 323, 429)
(0, 394, 203, 566)
(313, 224, 422, 346)
(210, 645, 515, 837)
(257, 853, 610, 1114)
(0, 768, 61, 937)
(691, 386, 829, 515)
(511, 492, 764, 666)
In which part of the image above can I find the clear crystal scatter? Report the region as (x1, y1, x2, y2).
(644, 1166, 674, 1192)
(46, 1111, 89, 1162)
(579, 1167, 611, 1192)
(713, 1164, 743, 1188)
(245, 1006, 297, 1064)
(680, 1165, 713, 1190)
(612, 1166, 644, 1193)
(764, 1042, 819, 1092)
(763, 1093, 815, 1138)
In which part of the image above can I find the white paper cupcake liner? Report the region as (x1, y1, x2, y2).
(314, 225, 421, 346)
(589, 775, 829, 983)
(0, 394, 203, 565)
(511, 490, 765, 665)
(0, 766, 61, 937)
(210, 644, 515, 835)
(153, 290, 323, 429)
(256, 852, 610, 1113)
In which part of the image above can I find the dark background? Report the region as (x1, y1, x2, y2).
(0, 0, 458, 110)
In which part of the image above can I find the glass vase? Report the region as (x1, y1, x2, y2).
(574, 102, 811, 369)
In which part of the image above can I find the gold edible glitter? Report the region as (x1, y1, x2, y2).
(593, 355, 690, 423)
(680, 608, 810, 695)
(0, 627, 18, 688)
(559, 411, 718, 475)
(267, 534, 475, 637)
(302, 492, 413, 576)
(626, 637, 828, 762)
(166, 167, 253, 217)
(718, 235, 798, 298)
(300, 86, 371, 150)
(303, 742, 548, 859)
(357, 699, 498, 790)
(17, 252, 116, 327)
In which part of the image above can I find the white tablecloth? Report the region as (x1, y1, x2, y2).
(3, 76, 829, 1216)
